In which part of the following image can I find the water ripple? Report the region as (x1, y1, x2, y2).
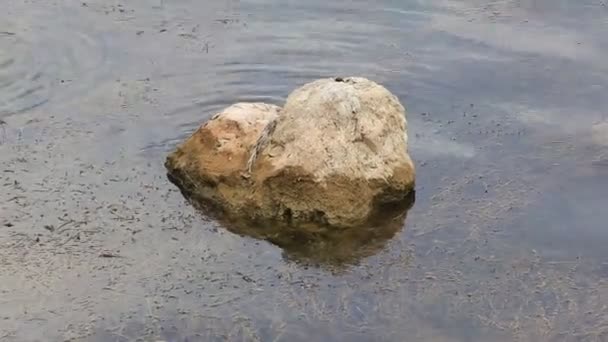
(0, 13, 109, 119)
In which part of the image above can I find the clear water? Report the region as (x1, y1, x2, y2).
(1, 1, 607, 341)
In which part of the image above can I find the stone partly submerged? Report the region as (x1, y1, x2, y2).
(165, 102, 281, 212)
(166, 77, 415, 232)
(217, 197, 414, 267)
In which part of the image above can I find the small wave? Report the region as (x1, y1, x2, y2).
(0, 13, 110, 118)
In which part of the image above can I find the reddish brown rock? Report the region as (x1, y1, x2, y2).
(165, 102, 280, 213)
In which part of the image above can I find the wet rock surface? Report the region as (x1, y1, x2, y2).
(167, 77, 415, 228)
(165, 102, 280, 214)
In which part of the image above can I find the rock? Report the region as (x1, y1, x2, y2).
(250, 77, 415, 227)
(166, 77, 415, 228)
(165, 102, 280, 212)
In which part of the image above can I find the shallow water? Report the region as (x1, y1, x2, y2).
(1, 0, 608, 341)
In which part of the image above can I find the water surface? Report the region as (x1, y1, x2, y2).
(1, 0, 607, 341)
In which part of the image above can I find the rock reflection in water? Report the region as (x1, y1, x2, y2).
(169, 172, 415, 267)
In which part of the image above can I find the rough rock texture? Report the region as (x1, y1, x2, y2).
(166, 77, 415, 228)
(165, 102, 280, 213)
(250, 77, 415, 227)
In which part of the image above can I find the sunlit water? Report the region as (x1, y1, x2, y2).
(1, 0, 607, 341)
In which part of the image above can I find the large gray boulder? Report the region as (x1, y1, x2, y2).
(166, 77, 415, 228)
